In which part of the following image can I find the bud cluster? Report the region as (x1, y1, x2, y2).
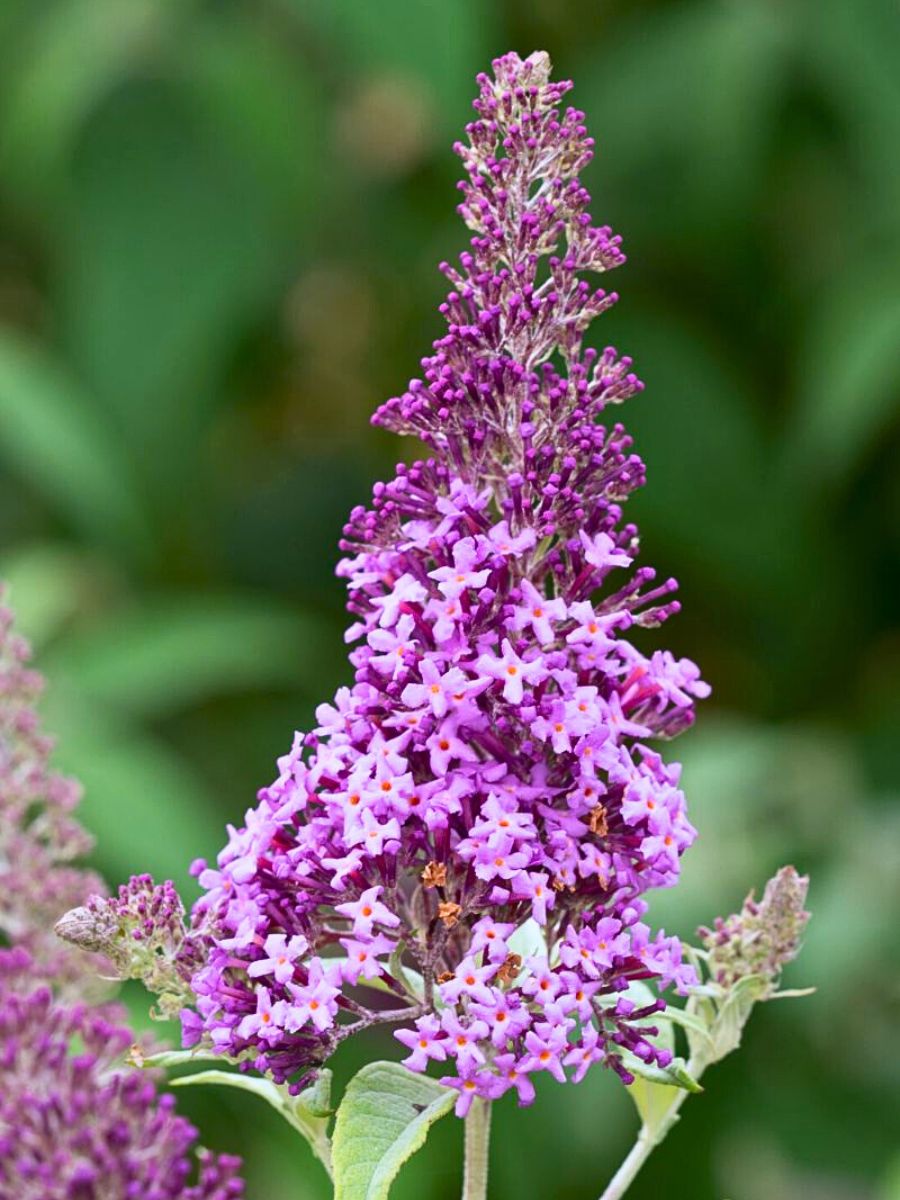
(56, 874, 207, 1020)
(699, 866, 811, 994)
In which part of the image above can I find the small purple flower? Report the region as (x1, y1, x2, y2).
(520, 1025, 571, 1085)
(395, 1014, 449, 1071)
(333, 883, 400, 936)
(247, 933, 309, 983)
(441, 1011, 491, 1071)
(564, 1024, 607, 1083)
(286, 960, 341, 1033)
(237, 985, 288, 1043)
(438, 957, 498, 1006)
(440, 1065, 505, 1118)
(477, 639, 548, 705)
(493, 1053, 536, 1106)
(339, 932, 394, 984)
(510, 579, 567, 646)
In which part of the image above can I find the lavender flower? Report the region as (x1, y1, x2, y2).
(0, 949, 243, 1200)
(184, 51, 709, 1113)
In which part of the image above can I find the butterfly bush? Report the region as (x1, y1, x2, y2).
(169, 50, 710, 1116)
(0, 595, 243, 1198)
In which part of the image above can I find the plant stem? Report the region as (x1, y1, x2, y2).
(597, 1128, 655, 1200)
(462, 1098, 492, 1200)
(598, 1074, 695, 1200)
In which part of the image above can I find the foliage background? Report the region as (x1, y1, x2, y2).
(1, 1, 898, 1197)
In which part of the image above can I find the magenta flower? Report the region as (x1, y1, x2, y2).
(179, 50, 707, 1106)
(477, 639, 548, 705)
(395, 1014, 449, 1071)
(247, 933, 310, 984)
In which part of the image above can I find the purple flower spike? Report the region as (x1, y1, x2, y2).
(185, 51, 708, 1104)
(0, 592, 244, 1197)
(0, 951, 243, 1200)
(0, 596, 105, 992)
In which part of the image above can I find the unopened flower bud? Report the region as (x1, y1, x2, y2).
(700, 866, 811, 994)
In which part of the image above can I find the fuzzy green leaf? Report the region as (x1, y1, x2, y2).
(708, 973, 770, 1060)
(331, 1061, 454, 1200)
(623, 1053, 702, 1094)
(172, 1068, 333, 1177)
(623, 1055, 703, 1138)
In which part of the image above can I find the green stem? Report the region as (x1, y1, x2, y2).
(597, 1127, 657, 1200)
(598, 1060, 702, 1200)
(462, 1098, 492, 1200)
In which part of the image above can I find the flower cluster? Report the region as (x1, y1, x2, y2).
(699, 866, 811, 993)
(56, 874, 205, 1020)
(0, 597, 104, 992)
(0, 949, 243, 1200)
(184, 51, 708, 1114)
(0, 594, 244, 1195)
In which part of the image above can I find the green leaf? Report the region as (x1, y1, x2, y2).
(130, 1046, 228, 1071)
(331, 1060, 455, 1200)
(0, 0, 165, 209)
(59, 70, 290, 498)
(507, 917, 546, 965)
(623, 1052, 702, 1094)
(297, 0, 498, 137)
(0, 331, 150, 557)
(173, 10, 324, 227)
(172, 1067, 334, 1178)
(574, 2, 787, 232)
(614, 984, 702, 1135)
(298, 1070, 336, 1119)
(42, 694, 221, 884)
(625, 1075, 680, 1139)
(623, 1055, 703, 1138)
(659, 1004, 717, 1055)
(387, 941, 426, 1002)
(709, 974, 770, 1061)
(784, 260, 900, 490)
(0, 543, 98, 650)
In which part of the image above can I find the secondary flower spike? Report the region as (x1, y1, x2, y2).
(0, 950, 244, 1200)
(700, 866, 811, 993)
(184, 51, 709, 1112)
(0, 594, 244, 1196)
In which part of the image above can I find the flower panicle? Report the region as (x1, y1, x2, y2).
(0, 591, 107, 991)
(699, 865, 811, 993)
(0, 595, 245, 1196)
(183, 51, 709, 1115)
(0, 948, 243, 1200)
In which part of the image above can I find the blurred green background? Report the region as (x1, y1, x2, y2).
(1, 0, 898, 1197)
